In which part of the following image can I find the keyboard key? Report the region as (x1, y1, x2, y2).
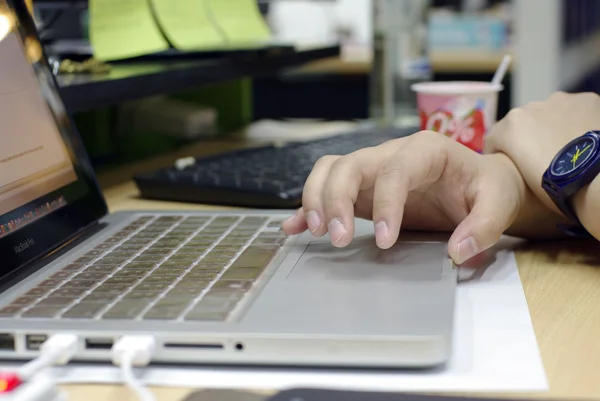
(52, 287, 88, 297)
(75, 272, 111, 281)
(212, 280, 253, 292)
(184, 309, 229, 321)
(22, 306, 63, 318)
(220, 267, 263, 281)
(169, 284, 207, 294)
(23, 287, 52, 297)
(122, 262, 155, 270)
(81, 291, 121, 302)
(143, 275, 178, 284)
(60, 279, 97, 289)
(122, 291, 161, 300)
(143, 306, 185, 320)
(230, 246, 278, 268)
(62, 263, 86, 271)
(50, 270, 76, 280)
(36, 296, 76, 306)
(135, 281, 171, 292)
(62, 302, 105, 318)
(103, 301, 148, 319)
(36, 278, 65, 288)
(10, 295, 39, 306)
(238, 217, 268, 227)
(0, 306, 23, 317)
(183, 270, 219, 280)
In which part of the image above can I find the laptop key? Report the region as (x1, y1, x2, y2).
(36, 278, 66, 288)
(0, 306, 23, 317)
(184, 309, 229, 321)
(220, 267, 263, 281)
(122, 291, 161, 300)
(22, 306, 63, 318)
(74, 272, 110, 281)
(52, 287, 88, 297)
(103, 301, 148, 319)
(62, 302, 105, 318)
(10, 295, 39, 306)
(50, 270, 76, 280)
(135, 281, 171, 291)
(122, 262, 155, 270)
(212, 280, 253, 292)
(143, 306, 185, 320)
(61, 279, 98, 288)
(143, 275, 178, 284)
(183, 270, 219, 280)
(36, 296, 77, 306)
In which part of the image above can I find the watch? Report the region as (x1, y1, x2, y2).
(542, 130, 600, 236)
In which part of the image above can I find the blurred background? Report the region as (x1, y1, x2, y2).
(27, 0, 600, 172)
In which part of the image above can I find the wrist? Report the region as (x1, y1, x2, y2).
(572, 175, 600, 239)
(485, 153, 571, 238)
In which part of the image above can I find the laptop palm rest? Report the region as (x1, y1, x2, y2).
(288, 238, 447, 282)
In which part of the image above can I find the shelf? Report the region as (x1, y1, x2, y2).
(57, 44, 340, 113)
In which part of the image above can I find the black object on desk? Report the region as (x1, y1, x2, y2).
(134, 127, 414, 209)
(57, 45, 340, 113)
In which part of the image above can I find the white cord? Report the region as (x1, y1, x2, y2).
(119, 351, 155, 401)
(18, 334, 79, 380)
(111, 335, 157, 401)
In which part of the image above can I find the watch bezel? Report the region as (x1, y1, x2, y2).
(548, 133, 600, 182)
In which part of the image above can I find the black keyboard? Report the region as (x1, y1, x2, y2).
(134, 127, 413, 208)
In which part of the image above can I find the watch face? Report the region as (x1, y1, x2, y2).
(551, 136, 597, 177)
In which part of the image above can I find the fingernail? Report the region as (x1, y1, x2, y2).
(328, 218, 347, 245)
(456, 236, 479, 265)
(306, 211, 321, 233)
(375, 221, 389, 247)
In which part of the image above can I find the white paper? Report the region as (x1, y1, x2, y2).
(1, 237, 548, 392)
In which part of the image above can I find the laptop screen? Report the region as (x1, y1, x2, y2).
(0, 0, 107, 278)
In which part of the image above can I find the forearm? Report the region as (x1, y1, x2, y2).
(572, 176, 600, 240)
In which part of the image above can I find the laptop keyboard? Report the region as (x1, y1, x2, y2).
(0, 214, 287, 321)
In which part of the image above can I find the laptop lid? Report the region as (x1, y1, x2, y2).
(0, 0, 107, 278)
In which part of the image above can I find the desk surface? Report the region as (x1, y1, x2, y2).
(294, 50, 511, 75)
(63, 139, 600, 401)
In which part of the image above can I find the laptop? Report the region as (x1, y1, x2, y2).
(0, 0, 457, 368)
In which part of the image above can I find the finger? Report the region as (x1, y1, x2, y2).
(321, 147, 387, 247)
(448, 185, 517, 265)
(372, 131, 451, 249)
(302, 155, 340, 236)
(282, 207, 308, 235)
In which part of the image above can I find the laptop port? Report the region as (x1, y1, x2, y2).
(163, 342, 223, 350)
(0, 334, 15, 351)
(25, 334, 48, 351)
(85, 338, 114, 350)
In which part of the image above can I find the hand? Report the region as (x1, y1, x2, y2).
(485, 91, 600, 214)
(282, 131, 548, 265)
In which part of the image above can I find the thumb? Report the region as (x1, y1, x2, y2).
(448, 189, 517, 265)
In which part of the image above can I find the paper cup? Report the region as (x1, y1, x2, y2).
(411, 81, 503, 152)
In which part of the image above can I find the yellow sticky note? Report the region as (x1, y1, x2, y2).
(89, 0, 169, 61)
(207, 0, 272, 48)
(150, 0, 226, 50)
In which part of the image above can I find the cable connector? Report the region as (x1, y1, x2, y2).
(18, 334, 79, 380)
(111, 335, 157, 401)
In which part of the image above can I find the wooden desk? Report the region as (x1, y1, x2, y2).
(293, 51, 511, 75)
(63, 140, 600, 401)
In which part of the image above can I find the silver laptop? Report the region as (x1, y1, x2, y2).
(0, 0, 456, 368)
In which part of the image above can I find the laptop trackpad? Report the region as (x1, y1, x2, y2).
(288, 238, 447, 282)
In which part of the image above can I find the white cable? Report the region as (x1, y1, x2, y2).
(18, 334, 79, 380)
(111, 335, 157, 401)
